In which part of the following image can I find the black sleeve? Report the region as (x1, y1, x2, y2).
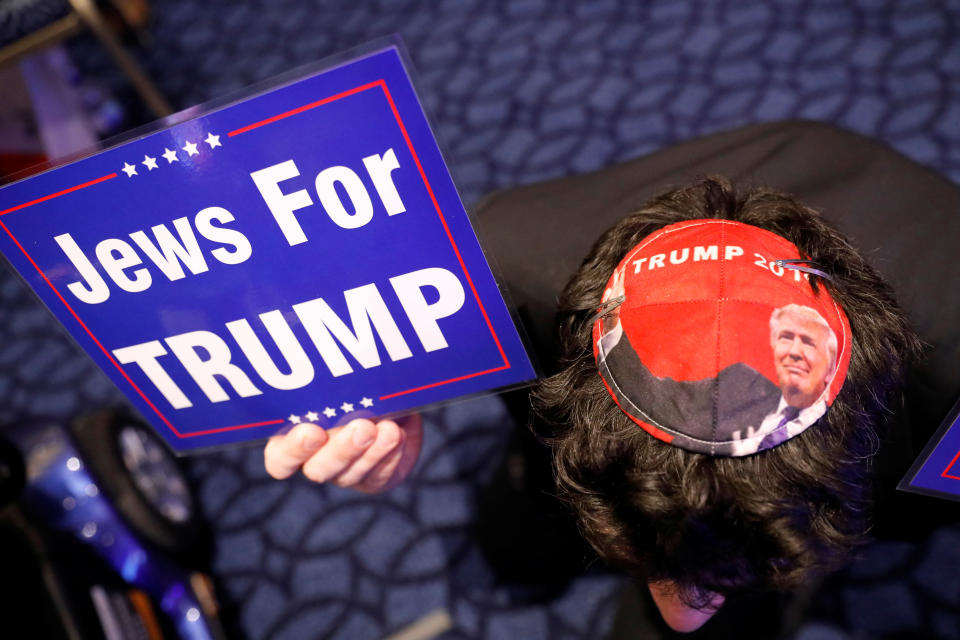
(474, 120, 960, 528)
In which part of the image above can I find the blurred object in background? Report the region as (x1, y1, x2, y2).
(0, 0, 172, 119)
(19, 48, 100, 161)
(0, 64, 46, 180)
(0, 409, 225, 640)
(0, 46, 128, 181)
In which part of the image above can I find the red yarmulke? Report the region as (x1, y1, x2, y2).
(593, 219, 851, 456)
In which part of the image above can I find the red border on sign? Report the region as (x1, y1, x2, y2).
(1, 79, 510, 438)
(0, 173, 118, 217)
(942, 449, 960, 480)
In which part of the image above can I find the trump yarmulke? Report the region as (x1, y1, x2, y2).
(593, 219, 852, 456)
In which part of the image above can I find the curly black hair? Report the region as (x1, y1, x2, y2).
(531, 176, 921, 607)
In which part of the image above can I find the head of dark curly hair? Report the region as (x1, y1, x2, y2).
(531, 176, 921, 608)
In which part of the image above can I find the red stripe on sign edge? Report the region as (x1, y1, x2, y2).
(226, 80, 384, 137)
(0, 218, 186, 437)
(380, 365, 511, 400)
(378, 80, 510, 364)
(0, 173, 118, 216)
(941, 448, 960, 480)
(181, 418, 286, 437)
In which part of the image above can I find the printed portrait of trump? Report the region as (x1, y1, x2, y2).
(592, 264, 845, 457)
(738, 304, 839, 453)
(771, 304, 838, 411)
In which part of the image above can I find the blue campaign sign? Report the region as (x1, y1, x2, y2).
(900, 398, 960, 502)
(0, 46, 535, 452)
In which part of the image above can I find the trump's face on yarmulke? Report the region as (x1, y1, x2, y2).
(770, 305, 838, 411)
(592, 219, 853, 456)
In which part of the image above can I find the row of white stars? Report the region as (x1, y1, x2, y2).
(288, 397, 375, 424)
(121, 132, 222, 177)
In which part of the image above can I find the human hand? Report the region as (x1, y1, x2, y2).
(264, 414, 422, 493)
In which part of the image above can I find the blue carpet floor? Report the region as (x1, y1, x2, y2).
(1, 1, 958, 638)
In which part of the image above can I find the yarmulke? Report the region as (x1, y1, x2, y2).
(593, 219, 851, 456)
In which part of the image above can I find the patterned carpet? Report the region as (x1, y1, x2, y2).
(1, 0, 959, 638)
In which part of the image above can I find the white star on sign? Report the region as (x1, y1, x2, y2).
(305, 411, 319, 422)
(288, 414, 301, 424)
(162, 147, 179, 163)
(182, 140, 199, 156)
(340, 402, 355, 413)
(142, 155, 158, 170)
(204, 132, 221, 149)
(323, 407, 337, 418)
(122, 162, 137, 177)
(360, 397, 374, 408)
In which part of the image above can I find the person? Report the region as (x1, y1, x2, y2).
(264, 119, 944, 633)
(263, 176, 918, 630)
(527, 176, 924, 632)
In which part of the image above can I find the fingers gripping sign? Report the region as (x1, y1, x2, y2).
(263, 421, 330, 479)
(264, 413, 423, 493)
